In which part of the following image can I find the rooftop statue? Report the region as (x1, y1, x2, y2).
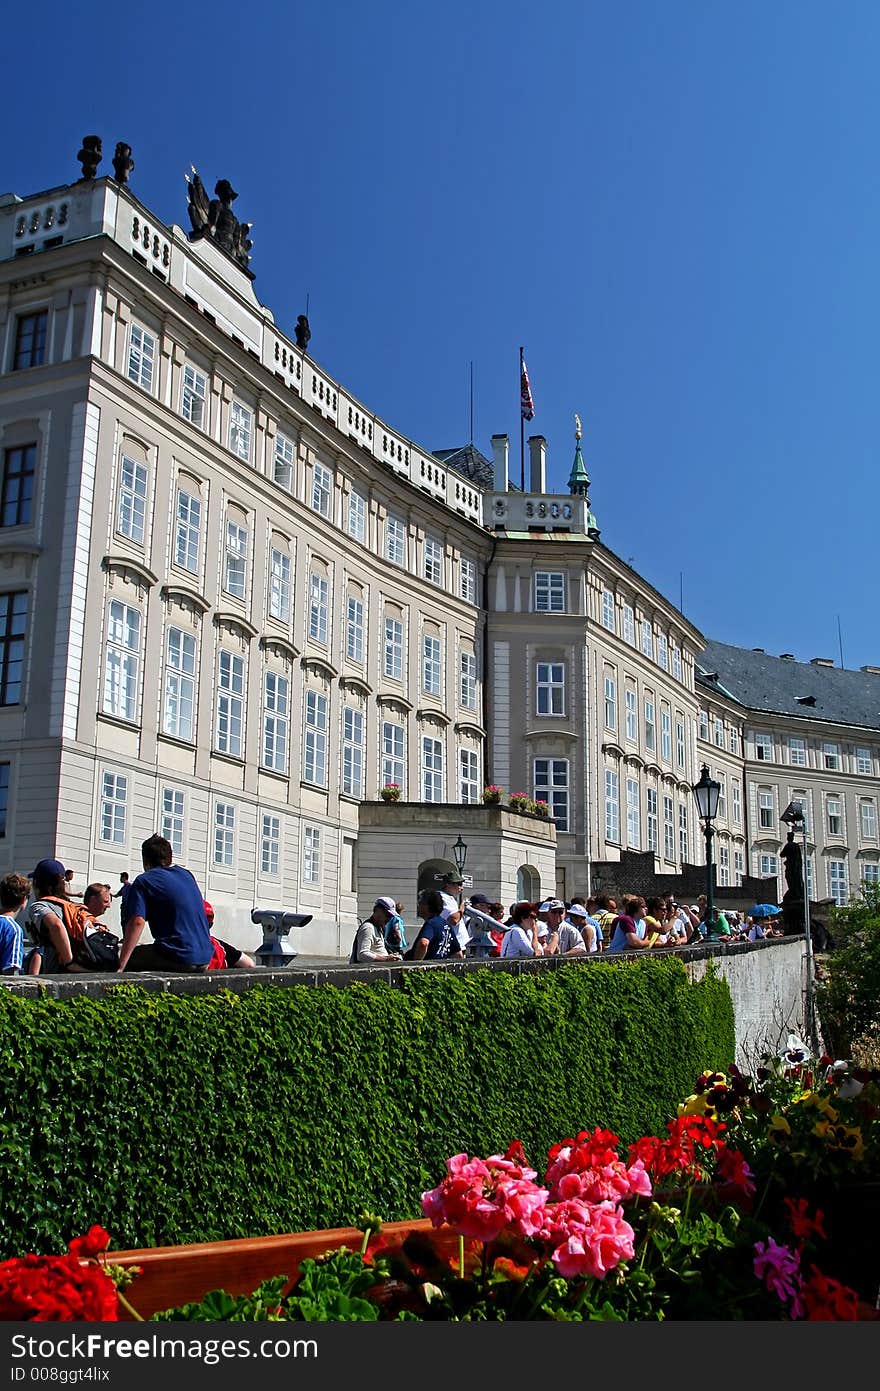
(112, 142, 135, 185)
(295, 314, 311, 351)
(77, 136, 102, 180)
(185, 167, 253, 270)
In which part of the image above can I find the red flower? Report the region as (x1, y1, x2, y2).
(68, 1226, 111, 1260)
(800, 1266, 859, 1320)
(0, 1254, 118, 1321)
(783, 1198, 826, 1246)
(715, 1147, 755, 1199)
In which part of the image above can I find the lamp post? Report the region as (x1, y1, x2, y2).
(452, 835, 468, 876)
(692, 764, 721, 939)
(780, 800, 815, 1049)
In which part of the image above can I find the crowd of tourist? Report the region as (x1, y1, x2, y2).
(350, 875, 785, 964)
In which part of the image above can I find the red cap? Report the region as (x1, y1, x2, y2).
(203, 899, 214, 924)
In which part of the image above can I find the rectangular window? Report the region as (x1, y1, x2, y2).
(13, 310, 47, 370)
(823, 741, 840, 771)
(719, 843, 730, 886)
(678, 803, 689, 862)
(100, 771, 127, 844)
(856, 746, 873, 776)
(646, 787, 658, 852)
(860, 801, 877, 840)
(269, 548, 291, 623)
(622, 605, 635, 644)
(672, 644, 682, 680)
(312, 462, 332, 517)
(641, 618, 653, 659)
(216, 650, 244, 757)
(601, 588, 615, 632)
(717, 772, 727, 819)
(460, 650, 477, 710)
(229, 401, 252, 461)
(422, 635, 442, 696)
(732, 782, 742, 825)
(381, 721, 405, 793)
(181, 363, 207, 429)
(714, 717, 725, 748)
(341, 706, 364, 797)
(663, 796, 674, 860)
(626, 777, 640, 849)
(160, 787, 185, 858)
(385, 515, 406, 566)
(676, 719, 686, 770)
(263, 671, 289, 773)
(127, 324, 155, 391)
(604, 674, 616, 729)
(699, 709, 709, 741)
(309, 573, 328, 645)
(0, 591, 27, 706)
(174, 488, 201, 573)
(459, 748, 479, 803)
(261, 814, 280, 876)
(789, 737, 807, 767)
(657, 634, 668, 671)
(383, 616, 403, 680)
(303, 826, 321, 884)
(304, 690, 328, 786)
(0, 763, 8, 838)
(116, 456, 148, 545)
(862, 863, 880, 886)
(760, 853, 778, 880)
(347, 488, 366, 542)
(274, 433, 295, 492)
(625, 688, 637, 742)
(605, 770, 619, 843)
(1, 444, 36, 527)
(755, 732, 772, 762)
(103, 599, 140, 721)
(345, 597, 364, 664)
(459, 558, 477, 604)
(535, 571, 565, 612)
(537, 662, 564, 716)
(162, 627, 196, 742)
(729, 726, 739, 755)
(223, 520, 248, 600)
(735, 848, 745, 882)
(661, 708, 671, 762)
(535, 758, 569, 831)
(759, 789, 774, 829)
(214, 802, 235, 868)
(829, 859, 848, 906)
(644, 698, 656, 752)
(424, 537, 443, 585)
(422, 736, 444, 802)
(827, 796, 842, 836)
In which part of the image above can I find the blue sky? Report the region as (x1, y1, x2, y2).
(7, 1, 879, 670)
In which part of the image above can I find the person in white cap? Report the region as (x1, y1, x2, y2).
(543, 899, 586, 956)
(566, 902, 597, 953)
(351, 897, 402, 963)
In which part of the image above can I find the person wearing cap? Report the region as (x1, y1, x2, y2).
(118, 834, 213, 973)
(543, 900, 586, 957)
(352, 897, 403, 963)
(437, 869, 468, 952)
(566, 901, 597, 953)
(383, 900, 408, 955)
(24, 858, 86, 974)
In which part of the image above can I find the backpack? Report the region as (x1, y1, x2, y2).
(41, 897, 120, 971)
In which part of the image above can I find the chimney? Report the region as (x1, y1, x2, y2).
(861, 665, 880, 675)
(810, 657, 835, 667)
(752, 648, 764, 654)
(779, 653, 795, 661)
(491, 433, 509, 493)
(528, 435, 546, 494)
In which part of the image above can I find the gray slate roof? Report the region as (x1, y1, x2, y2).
(696, 639, 880, 732)
(433, 444, 494, 489)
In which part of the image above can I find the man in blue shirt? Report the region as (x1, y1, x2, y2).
(118, 834, 213, 972)
(409, 889, 463, 961)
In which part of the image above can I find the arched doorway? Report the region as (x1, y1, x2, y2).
(516, 865, 540, 903)
(417, 857, 458, 906)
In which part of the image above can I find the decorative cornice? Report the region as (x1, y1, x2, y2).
(102, 553, 158, 588)
(376, 692, 413, 713)
(260, 634, 300, 664)
(301, 655, 338, 680)
(453, 719, 486, 738)
(417, 706, 451, 726)
(160, 582, 211, 614)
(524, 727, 579, 742)
(213, 610, 258, 640)
(339, 674, 373, 698)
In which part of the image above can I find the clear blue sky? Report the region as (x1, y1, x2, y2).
(7, 1, 879, 670)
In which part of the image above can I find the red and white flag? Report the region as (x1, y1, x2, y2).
(520, 355, 535, 421)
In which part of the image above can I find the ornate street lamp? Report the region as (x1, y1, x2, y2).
(452, 835, 468, 876)
(692, 765, 721, 939)
(780, 800, 816, 1048)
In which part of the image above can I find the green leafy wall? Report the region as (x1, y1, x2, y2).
(0, 958, 733, 1256)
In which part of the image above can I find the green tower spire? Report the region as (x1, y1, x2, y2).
(567, 413, 590, 496)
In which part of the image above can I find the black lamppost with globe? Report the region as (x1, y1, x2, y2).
(692, 765, 721, 939)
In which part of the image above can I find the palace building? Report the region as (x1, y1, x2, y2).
(0, 145, 877, 952)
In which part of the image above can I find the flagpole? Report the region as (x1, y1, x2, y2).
(519, 346, 525, 491)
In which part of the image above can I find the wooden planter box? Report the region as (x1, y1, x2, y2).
(111, 1219, 437, 1320)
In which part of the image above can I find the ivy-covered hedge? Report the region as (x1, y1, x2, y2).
(0, 958, 734, 1257)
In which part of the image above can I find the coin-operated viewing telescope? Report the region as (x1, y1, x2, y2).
(461, 903, 499, 959)
(251, 909, 313, 967)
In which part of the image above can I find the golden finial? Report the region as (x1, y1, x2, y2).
(574, 413, 582, 440)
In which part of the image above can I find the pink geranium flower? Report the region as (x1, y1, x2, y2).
(421, 1152, 548, 1243)
(540, 1199, 635, 1280)
(753, 1239, 803, 1315)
